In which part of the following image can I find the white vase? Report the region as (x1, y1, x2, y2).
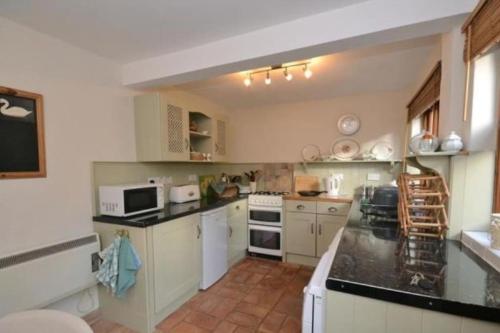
(441, 131, 464, 152)
(249, 181, 257, 193)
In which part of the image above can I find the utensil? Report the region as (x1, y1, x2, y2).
(301, 144, 321, 162)
(331, 138, 360, 161)
(337, 114, 360, 135)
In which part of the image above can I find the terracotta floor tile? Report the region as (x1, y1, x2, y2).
(235, 302, 269, 319)
(184, 311, 220, 330)
(209, 297, 240, 318)
(218, 287, 247, 300)
(278, 317, 301, 333)
(197, 294, 224, 313)
(214, 320, 238, 333)
(246, 273, 265, 284)
(273, 295, 303, 319)
(226, 311, 261, 328)
(231, 270, 252, 283)
(258, 311, 287, 333)
(157, 307, 192, 331)
(258, 276, 289, 290)
(243, 287, 284, 310)
(170, 322, 210, 333)
(224, 281, 255, 293)
(91, 319, 120, 333)
(235, 326, 257, 333)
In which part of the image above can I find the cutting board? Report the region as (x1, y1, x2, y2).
(294, 175, 320, 192)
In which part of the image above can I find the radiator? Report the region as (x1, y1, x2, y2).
(0, 233, 100, 317)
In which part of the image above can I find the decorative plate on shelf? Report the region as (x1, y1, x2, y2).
(370, 142, 394, 160)
(337, 114, 361, 136)
(301, 144, 321, 162)
(331, 138, 360, 161)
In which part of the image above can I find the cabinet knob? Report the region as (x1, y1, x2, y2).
(318, 223, 322, 235)
(197, 225, 201, 239)
(310, 223, 314, 234)
(297, 204, 305, 210)
(235, 205, 240, 210)
(328, 207, 338, 213)
(185, 138, 189, 150)
(228, 226, 233, 237)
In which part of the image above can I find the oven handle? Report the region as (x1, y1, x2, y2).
(248, 205, 283, 212)
(248, 224, 282, 232)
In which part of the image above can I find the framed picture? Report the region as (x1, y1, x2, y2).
(0, 86, 46, 179)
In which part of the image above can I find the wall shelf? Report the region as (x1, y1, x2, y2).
(305, 160, 402, 164)
(189, 131, 211, 139)
(405, 150, 469, 158)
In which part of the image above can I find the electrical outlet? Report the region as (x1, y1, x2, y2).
(147, 176, 161, 184)
(188, 174, 198, 183)
(91, 252, 100, 272)
(367, 173, 381, 181)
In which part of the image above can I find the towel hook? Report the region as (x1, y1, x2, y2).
(115, 229, 129, 238)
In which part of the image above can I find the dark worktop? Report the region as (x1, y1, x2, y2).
(326, 197, 500, 323)
(93, 195, 248, 228)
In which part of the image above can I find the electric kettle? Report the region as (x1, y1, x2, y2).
(326, 173, 343, 196)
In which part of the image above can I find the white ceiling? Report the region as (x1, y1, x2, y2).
(0, 0, 370, 63)
(175, 36, 440, 110)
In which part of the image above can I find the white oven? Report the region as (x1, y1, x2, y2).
(248, 224, 282, 257)
(248, 205, 283, 227)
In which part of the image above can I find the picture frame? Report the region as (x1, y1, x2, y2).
(0, 86, 46, 179)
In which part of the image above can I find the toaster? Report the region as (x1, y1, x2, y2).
(169, 184, 201, 203)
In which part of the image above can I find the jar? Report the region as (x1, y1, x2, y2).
(409, 131, 439, 154)
(441, 131, 464, 152)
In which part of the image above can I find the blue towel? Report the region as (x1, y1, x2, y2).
(96, 237, 121, 294)
(115, 237, 142, 298)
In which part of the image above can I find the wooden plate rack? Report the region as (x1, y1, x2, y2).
(398, 172, 450, 239)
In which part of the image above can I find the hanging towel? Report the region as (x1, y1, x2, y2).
(96, 236, 121, 295)
(115, 237, 142, 298)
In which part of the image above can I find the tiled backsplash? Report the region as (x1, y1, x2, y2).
(92, 161, 401, 214)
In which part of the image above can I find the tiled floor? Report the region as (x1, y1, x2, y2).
(90, 257, 313, 333)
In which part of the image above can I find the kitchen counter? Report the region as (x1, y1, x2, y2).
(326, 197, 500, 323)
(93, 195, 248, 228)
(283, 193, 353, 203)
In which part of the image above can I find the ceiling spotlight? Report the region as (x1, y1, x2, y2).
(243, 74, 252, 87)
(265, 71, 271, 85)
(303, 64, 313, 79)
(284, 68, 293, 81)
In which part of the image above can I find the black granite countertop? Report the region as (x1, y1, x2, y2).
(326, 197, 500, 323)
(93, 195, 248, 228)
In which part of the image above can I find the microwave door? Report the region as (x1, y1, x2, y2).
(124, 187, 158, 215)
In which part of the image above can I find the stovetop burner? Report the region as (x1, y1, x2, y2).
(252, 191, 290, 196)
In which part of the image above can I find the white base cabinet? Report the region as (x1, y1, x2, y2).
(285, 200, 350, 265)
(227, 199, 248, 266)
(326, 290, 500, 333)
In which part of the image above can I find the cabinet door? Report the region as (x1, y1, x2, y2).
(152, 214, 201, 313)
(316, 215, 346, 257)
(213, 118, 227, 162)
(286, 212, 316, 257)
(228, 211, 248, 264)
(161, 97, 190, 161)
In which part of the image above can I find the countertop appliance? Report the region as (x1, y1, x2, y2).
(99, 183, 164, 217)
(326, 173, 343, 196)
(302, 228, 343, 333)
(200, 207, 228, 289)
(248, 191, 288, 257)
(169, 184, 201, 203)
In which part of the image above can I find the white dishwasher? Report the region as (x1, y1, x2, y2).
(200, 207, 228, 290)
(302, 228, 344, 333)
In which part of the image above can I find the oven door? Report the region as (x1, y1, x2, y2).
(248, 224, 282, 257)
(248, 205, 282, 227)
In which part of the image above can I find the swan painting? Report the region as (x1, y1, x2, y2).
(0, 98, 32, 118)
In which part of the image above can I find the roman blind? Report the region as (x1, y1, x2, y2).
(407, 61, 442, 121)
(462, 0, 500, 62)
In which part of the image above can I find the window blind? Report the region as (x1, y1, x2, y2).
(407, 62, 441, 121)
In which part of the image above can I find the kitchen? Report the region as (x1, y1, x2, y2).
(0, 1, 499, 333)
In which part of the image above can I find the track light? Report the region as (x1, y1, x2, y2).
(303, 64, 313, 79)
(265, 71, 271, 85)
(284, 68, 293, 81)
(243, 74, 252, 87)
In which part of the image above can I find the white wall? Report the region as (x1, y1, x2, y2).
(228, 91, 410, 163)
(0, 17, 136, 314)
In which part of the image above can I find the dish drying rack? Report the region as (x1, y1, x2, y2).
(398, 172, 450, 239)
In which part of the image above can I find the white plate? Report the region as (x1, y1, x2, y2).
(370, 142, 394, 160)
(337, 114, 360, 136)
(301, 144, 321, 162)
(331, 139, 360, 161)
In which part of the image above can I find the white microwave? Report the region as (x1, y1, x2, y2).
(99, 184, 164, 217)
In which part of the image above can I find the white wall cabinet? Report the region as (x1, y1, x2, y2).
(213, 117, 228, 162)
(227, 199, 248, 266)
(285, 200, 350, 265)
(134, 93, 190, 161)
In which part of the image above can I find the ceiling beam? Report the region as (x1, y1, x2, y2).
(122, 0, 477, 88)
